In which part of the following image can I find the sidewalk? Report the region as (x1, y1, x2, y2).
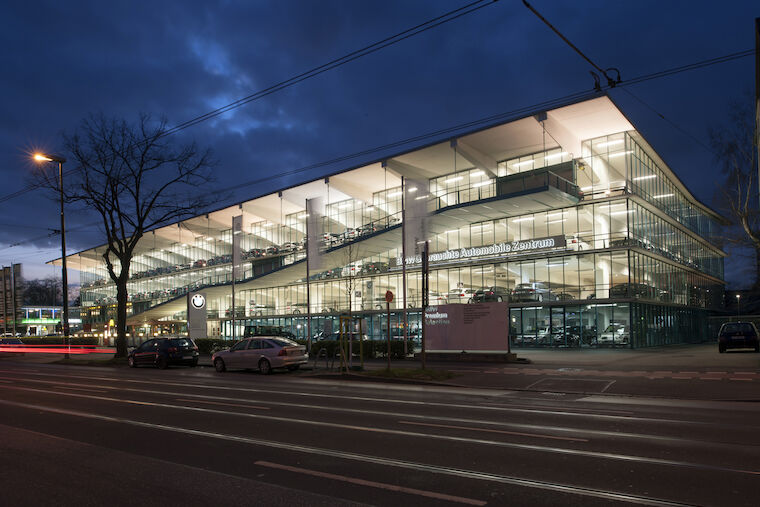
(286, 343, 760, 401)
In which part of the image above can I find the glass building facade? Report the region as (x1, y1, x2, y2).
(69, 97, 726, 348)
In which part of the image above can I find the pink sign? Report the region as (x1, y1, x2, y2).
(424, 303, 508, 351)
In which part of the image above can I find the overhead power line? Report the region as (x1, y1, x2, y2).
(0, 0, 498, 207)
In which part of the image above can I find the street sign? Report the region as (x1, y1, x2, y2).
(385, 290, 394, 303)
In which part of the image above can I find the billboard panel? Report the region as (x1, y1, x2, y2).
(424, 303, 508, 351)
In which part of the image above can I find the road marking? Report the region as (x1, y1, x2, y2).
(398, 420, 588, 442)
(52, 385, 107, 393)
(255, 460, 486, 506)
(0, 397, 699, 506)
(175, 398, 270, 410)
(3, 384, 759, 478)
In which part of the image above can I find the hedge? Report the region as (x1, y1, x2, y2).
(17, 337, 99, 346)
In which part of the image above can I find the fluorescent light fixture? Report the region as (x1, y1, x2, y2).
(546, 262, 567, 267)
(580, 186, 593, 191)
(546, 219, 567, 225)
(608, 150, 632, 159)
(512, 160, 535, 167)
(633, 174, 656, 181)
(653, 194, 674, 199)
(470, 170, 485, 177)
(471, 223, 491, 229)
(596, 139, 624, 148)
(512, 216, 534, 223)
(472, 180, 492, 188)
(205, 237, 214, 241)
(415, 194, 429, 200)
(546, 212, 567, 218)
(545, 151, 568, 160)
(297, 213, 309, 218)
(181, 243, 188, 247)
(445, 230, 457, 234)
(610, 210, 634, 216)
(387, 191, 402, 198)
(444, 176, 463, 184)
(407, 187, 418, 193)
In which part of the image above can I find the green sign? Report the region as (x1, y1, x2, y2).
(21, 318, 59, 325)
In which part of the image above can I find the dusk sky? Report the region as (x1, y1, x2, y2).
(0, 0, 757, 287)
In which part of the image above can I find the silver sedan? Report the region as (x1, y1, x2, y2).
(212, 337, 308, 374)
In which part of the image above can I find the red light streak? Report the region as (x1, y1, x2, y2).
(0, 345, 116, 354)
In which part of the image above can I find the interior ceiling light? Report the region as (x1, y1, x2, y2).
(596, 139, 624, 148)
(472, 180, 492, 188)
(444, 176, 463, 184)
(512, 216, 535, 223)
(545, 151, 568, 160)
(407, 187, 418, 193)
(470, 170, 485, 177)
(608, 150, 633, 159)
(633, 174, 657, 181)
(653, 194, 674, 199)
(512, 160, 535, 167)
(387, 191, 402, 198)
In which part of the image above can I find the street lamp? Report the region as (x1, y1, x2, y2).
(736, 294, 741, 319)
(33, 153, 70, 354)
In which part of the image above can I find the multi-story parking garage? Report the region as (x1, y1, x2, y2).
(63, 95, 726, 348)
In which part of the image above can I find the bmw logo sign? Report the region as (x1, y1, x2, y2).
(191, 293, 206, 310)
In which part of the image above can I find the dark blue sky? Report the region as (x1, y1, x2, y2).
(0, 0, 756, 286)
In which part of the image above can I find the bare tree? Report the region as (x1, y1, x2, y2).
(709, 97, 760, 286)
(37, 114, 214, 356)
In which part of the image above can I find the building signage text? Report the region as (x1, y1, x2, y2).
(397, 235, 566, 266)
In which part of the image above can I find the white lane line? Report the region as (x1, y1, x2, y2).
(2, 376, 729, 446)
(1, 373, 751, 434)
(175, 398, 270, 410)
(398, 420, 588, 442)
(255, 460, 486, 506)
(52, 385, 107, 393)
(0, 397, 696, 506)
(3, 383, 759, 478)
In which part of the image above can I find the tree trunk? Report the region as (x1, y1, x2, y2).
(115, 280, 129, 357)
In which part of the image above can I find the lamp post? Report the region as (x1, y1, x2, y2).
(34, 153, 69, 356)
(736, 294, 741, 320)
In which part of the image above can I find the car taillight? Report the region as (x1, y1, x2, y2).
(168, 347, 177, 353)
(278, 349, 288, 356)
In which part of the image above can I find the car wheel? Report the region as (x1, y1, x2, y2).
(467, 298, 472, 304)
(497, 296, 503, 302)
(259, 358, 272, 375)
(214, 358, 226, 372)
(128, 356, 136, 368)
(293, 309, 301, 315)
(287, 365, 300, 371)
(718, 344, 726, 353)
(156, 356, 168, 369)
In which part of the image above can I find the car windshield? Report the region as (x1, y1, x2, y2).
(268, 338, 298, 347)
(722, 323, 755, 334)
(169, 338, 194, 347)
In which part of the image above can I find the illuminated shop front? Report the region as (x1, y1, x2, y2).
(61, 95, 726, 348)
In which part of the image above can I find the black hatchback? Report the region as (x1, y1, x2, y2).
(128, 337, 199, 368)
(717, 322, 760, 353)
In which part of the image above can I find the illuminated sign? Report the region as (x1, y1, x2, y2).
(191, 293, 206, 310)
(397, 235, 566, 266)
(21, 318, 59, 325)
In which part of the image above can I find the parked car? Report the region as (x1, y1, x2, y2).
(321, 332, 370, 341)
(212, 337, 308, 374)
(128, 337, 199, 369)
(598, 324, 629, 346)
(511, 282, 554, 302)
(717, 322, 760, 353)
(360, 262, 389, 275)
(448, 288, 477, 304)
(472, 286, 509, 303)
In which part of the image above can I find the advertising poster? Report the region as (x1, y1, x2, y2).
(425, 303, 508, 351)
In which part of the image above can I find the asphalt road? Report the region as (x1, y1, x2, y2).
(0, 361, 758, 506)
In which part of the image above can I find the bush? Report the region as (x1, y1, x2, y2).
(19, 337, 99, 346)
(194, 338, 235, 355)
(309, 339, 409, 360)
